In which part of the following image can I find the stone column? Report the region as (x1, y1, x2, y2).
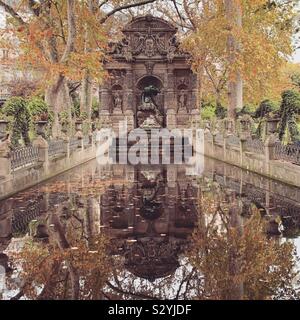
(264, 118, 280, 175)
(204, 129, 213, 157)
(0, 140, 11, 182)
(212, 131, 218, 158)
(124, 68, 134, 112)
(32, 136, 49, 175)
(264, 134, 279, 174)
(99, 82, 111, 129)
(63, 137, 70, 166)
(123, 68, 135, 131)
(191, 109, 201, 129)
(190, 73, 199, 111)
(0, 204, 12, 240)
(240, 138, 247, 167)
(166, 66, 175, 110)
(99, 82, 110, 113)
(167, 109, 177, 130)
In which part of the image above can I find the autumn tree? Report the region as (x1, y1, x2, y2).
(188, 183, 299, 300)
(156, 0, 296, 118)
(0, 0, 158, 136)
(8, 200, 112, 300)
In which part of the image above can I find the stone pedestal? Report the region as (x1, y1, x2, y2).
(190, 109, 201, 129)
(265, 134, 280, 162)
(33, 136, 49, 175)
(113, 108, 123, 115)
(125, 110, 135, 132)
(0, 140, 11, 180)
(75, 121, 83, 139)
(100, 110, 111, 129)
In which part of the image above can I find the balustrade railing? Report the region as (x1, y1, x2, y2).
(12, 198, 42, 235)
(11, 145, 39, 171)
(48, 139, 66, 158)
(274, 143, 300, 166)
(70, 137, 81, 151)
(214, 133, 224, 146)
(244, 138, 265, 154)
(83, 135, 91, 148)
(226, 135, 240, 148)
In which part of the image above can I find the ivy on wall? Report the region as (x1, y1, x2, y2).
(1, 97, 53, 145)
(278, 90, 300, 143)
(2, 97, 31, 146)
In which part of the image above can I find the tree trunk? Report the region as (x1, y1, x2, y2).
(80, 0, 97, 123)
(80, 70, 93, 121)
(45, 76, 72, 138)
(227, 193, 244, 300)
(224, 0, 243, 120)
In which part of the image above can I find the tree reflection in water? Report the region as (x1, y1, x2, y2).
(188, 182, 300, 300)
(1, 162, 300, 300)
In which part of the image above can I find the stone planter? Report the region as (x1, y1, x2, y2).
(35, 121, 48, 137)
(266, 118, 280, 135)
(0, 120, 9, 140)
(238, 116, 252, 139)
(223, 118, 235, 134)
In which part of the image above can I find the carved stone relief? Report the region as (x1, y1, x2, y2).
(112, 90, 123, 114)
(102, 15, 198, 129)
(177, 89, 188, 113)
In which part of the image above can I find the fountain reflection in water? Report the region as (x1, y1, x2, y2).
(0, 157, 300, 300)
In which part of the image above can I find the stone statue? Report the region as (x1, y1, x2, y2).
(113, 91, 123, 113)
(140, 114, 161, 129)
(178, 90, 187, 113)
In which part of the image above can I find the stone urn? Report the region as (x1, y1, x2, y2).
(238, 115, 252, 140)
(223, 118, 235, 135)
(75, 120, 83, 131)
(266, 118, 280, 135)
(0, 120, 9, 141)
(60, 122, 68, 134)
(35, 121, 48, 137)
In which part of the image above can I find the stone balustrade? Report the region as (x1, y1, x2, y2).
(203, 127, 300, 187)
(0, 133, 97, 201)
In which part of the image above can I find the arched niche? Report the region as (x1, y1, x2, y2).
(136, 75, 164, 91)
(177, 83, 189, 113)
(135, 75, 165, 127)
(111, 84, 124, 114)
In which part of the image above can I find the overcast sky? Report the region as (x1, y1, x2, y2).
(293, 49, 300, 63)
(0, 7, 300, 63)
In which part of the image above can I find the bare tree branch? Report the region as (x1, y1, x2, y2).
(98, 0, 109, 9)
(27, 0, 41, 16)
(100, 0, 157, 23)
(0, 0, 27, 25)
(60, 0, 76, 63)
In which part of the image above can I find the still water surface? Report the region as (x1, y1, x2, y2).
(1, 157, 300, 300)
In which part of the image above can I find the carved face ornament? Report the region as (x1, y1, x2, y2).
(145, 37, 155, 57)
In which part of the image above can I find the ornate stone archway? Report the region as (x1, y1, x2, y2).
(136, 75, 165, 128)
(99, 14, 200, 133)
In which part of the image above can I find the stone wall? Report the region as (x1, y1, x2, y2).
(203, 130, 300, 188)
(0, 136, 97, 201)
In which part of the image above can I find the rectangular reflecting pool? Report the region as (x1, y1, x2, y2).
(0, 157, 300, 300)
